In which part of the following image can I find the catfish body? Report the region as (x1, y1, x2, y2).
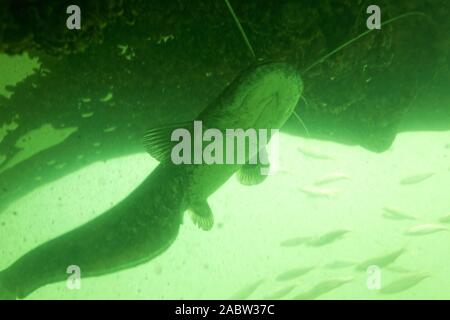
(145, 62, 302, 228)
(186, 62, 302, 199)
(0, 62, 302, 299)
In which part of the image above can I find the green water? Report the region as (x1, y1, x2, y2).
(0, 1, 449, 300)
(1, 116, 449, 298)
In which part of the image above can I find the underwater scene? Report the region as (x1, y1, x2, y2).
(0, 1, 449, 300)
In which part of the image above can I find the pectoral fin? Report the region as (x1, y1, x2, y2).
(236, 148, 269, 186)
(188, 200, 214, 231)
(143, 121, 193, 162)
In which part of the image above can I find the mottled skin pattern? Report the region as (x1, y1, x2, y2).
(0, 62, 302, 299)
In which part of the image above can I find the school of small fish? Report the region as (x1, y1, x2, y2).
(226, 143, 450, 300)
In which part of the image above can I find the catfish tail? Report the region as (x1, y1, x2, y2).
(0, 164, 184, 299)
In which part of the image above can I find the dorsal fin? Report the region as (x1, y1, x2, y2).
(143, 121, 194, 162)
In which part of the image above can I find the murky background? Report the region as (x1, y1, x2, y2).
(0, 2, 449, 299)
(1, 54, 449, 300)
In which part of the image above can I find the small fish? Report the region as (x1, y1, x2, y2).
(404, 223, 449, 236)
(81, 112, 94, 118)
(385, 265, 414, 274)
(280, 236, 311, 248)
(314, 172, 350, 186)
(400, 172, 434, 185)
(229, 279, 264, 300)
(438, 214, 450, 224)
(100, 92, 113, 102)
(323, 260, 356, 269)
(103, 126, 117, 133)
(380, 274, 429, 294)
(297, 147, 333, 160)
(305, 230, 349, 247)
(298, 186, 338, 198)
(445, 143, 450, 149)
(382, 207, 417, 221)
(263, 285, 296, 300)
(293, 277, 353, 300)
(276, 266, 315, 281)
(355, 248, 406, 272)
